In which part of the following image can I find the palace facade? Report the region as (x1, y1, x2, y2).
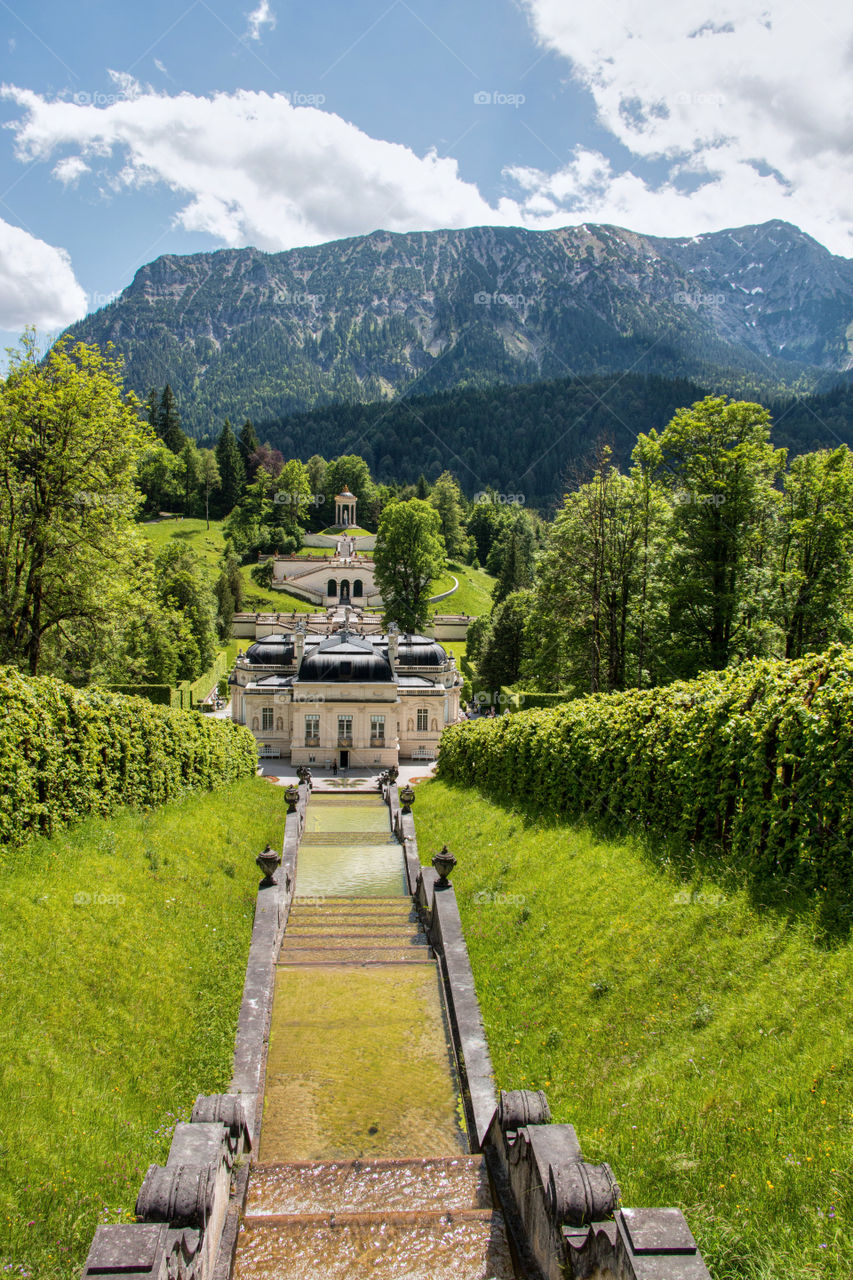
(230, 623, 462, 767)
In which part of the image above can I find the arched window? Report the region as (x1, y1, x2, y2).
(353, 579, 363, 597)
(327, 579, 337, 597)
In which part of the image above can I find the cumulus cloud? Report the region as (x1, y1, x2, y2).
(245, 0, 275, 41)
(0, 218, 88, 329)
(2, 86, 518, 250)
(516, 0, 853, 254)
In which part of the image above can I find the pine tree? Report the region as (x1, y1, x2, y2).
(160, 385, 186, 454)
(239, 419, 260, 478)
(215, 420, 246, 515)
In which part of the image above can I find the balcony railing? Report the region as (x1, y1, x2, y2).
(304, 737, 320, 748)
(337, 736, 353, 748)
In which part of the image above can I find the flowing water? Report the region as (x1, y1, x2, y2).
(232, 793, 516, 1280)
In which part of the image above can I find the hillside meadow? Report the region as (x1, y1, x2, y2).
(0, 777, 285, 1280)
(413, 779, 853, 1280)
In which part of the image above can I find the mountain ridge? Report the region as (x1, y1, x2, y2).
(64, 220, 853, 434)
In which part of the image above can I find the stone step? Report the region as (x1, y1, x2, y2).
(279, 936, 425, 947)
(246, 1157, 492, 1216)
(285, 925, 424, 940)
(278, 948, 434, 965)
(233, 1213, 515, 1280)
(293, 896, 408, 905)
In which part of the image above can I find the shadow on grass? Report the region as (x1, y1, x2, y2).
(431, 775, 853, 948)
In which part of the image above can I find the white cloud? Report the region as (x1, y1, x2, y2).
(2, 86, 518, 250)
(0, 218, 87, 330)
(245, 0, 275, 41)
(516, 0, 853, 254)
(53, 155, 90, 185)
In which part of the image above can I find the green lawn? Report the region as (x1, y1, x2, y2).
(319, 526, 373, 537)
(413, 780, 853, 1280)
(139, 519, 322, 614)
(430, 562, 495, 618)
(0, 778, 285, 1280)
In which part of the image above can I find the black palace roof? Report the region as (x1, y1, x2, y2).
(243, 628, 448, 680)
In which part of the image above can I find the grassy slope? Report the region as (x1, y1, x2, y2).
(139, 518, 321, 613)
(0, 777, 285, 1280)
(431, 562, 495, 618)
(413, 780, 853, 1280)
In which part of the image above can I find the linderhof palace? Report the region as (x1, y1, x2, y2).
(230, 623, 462, 768)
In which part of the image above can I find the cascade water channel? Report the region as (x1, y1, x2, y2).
(232, 793, 515, 1280)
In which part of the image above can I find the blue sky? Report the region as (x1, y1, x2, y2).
(0, 0, 850, 354)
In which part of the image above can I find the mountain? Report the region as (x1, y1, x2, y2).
(63, 220, 853, 435)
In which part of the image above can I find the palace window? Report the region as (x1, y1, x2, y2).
(370, 714, 385, 746)
(262, 706, 274, 732)
(416, 708, 429, 732)
(304, 714, 320, 746)
(338, 714, 353, 746)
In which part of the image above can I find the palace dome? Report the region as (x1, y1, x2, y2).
(244, 634, 296, 665)
(298, 633, 393, 682)
(394, 635, 448, 667)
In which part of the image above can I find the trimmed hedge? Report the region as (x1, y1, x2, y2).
(190, 649, 230, 704)
(0, 667, 258, 850)
(438, 648, 853, 888)
(500, 688, 574, 712)
(104, 683, 181, 708)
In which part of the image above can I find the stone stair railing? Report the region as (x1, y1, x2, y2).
(79, 782, 311, 1280)
(383, 781, 712, 1280)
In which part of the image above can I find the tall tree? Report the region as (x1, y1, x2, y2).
(523, 453, 662, 694)
(489, 508, 536, 604)
(634, 396, 784, 677)
(155, 542, 218, 678)
(477, 590, 531, 692)
(775, 446, 853, 657)
(429, 470, 466, 559)
(374, 499, 446, 632)
(272, 459, 312, 534)
(199, 449, 221, 530)
(160, 384, 186, 454)
(180, 438, 201, 516)
(238, 419, 260, 478)
(215, 419, 246, 515)
(0, 333, 152, 675)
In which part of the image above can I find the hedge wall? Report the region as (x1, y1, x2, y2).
(0, 667, 258, 850)
(500, 688, 575, 712)
(190, 649, 230, 705)
(439, 649, 853, 888)
(104, 684, 180, 707)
